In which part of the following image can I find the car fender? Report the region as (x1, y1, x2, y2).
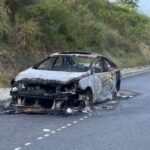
(78, 75, 97, 103)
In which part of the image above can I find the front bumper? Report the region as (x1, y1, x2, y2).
(10, 90, 76, 101)
(10, 90, 83, 114)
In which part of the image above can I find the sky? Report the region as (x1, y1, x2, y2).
(139, 0, 150, 16)
(109, 0, 150, 16)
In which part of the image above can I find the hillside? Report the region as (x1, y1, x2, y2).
(0, 0, 150, 86)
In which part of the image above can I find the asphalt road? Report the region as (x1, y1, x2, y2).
(0, 71, 150, 150)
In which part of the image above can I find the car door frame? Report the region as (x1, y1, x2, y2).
(101, 56, 120, 93)
(91, 56, 113, 102)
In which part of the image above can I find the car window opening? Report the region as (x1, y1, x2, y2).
(34, 56, 93, 72)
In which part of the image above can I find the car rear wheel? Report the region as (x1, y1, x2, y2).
(113, 79, 121, 98)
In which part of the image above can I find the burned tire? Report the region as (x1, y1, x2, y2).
(116, 71, 121, 92)
(116, 79, 121, 92)
(39, 100, 54, 109)
(112, 80, 121, 98)
(113, 73, 121, 98)
(84, 89, 93, 107)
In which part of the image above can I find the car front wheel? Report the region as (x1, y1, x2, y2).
(84, 89, 93, 107)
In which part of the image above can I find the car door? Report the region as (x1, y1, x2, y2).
(101, 57, 119, 93)
(92, 57, 112, 102)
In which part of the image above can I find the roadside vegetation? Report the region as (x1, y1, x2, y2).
(0, 0, 150, 86)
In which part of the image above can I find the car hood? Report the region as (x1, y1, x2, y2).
(15, 68, 89, 83)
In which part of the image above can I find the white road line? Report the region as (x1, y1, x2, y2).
(14, 147, 22, 150)
(43, 129, 51, 132)
(57, 128, 62, 131)
(25, 143, 31, 146)
(37, 137, 43, 140)
(129, 96, 133, 98)
(14, 114, 91, 150)
(51, 131, 56, 134)
(67, 123, 72, 126)
(44, 134, 50, 137)
(84, 116, 88, 119)
(73, 120, 78, 124)
(61, 126, 67, 129)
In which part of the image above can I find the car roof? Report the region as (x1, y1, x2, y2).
(50, 51, 101, 58)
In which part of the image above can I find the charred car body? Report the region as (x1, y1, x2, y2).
(10, 52, 121, 113)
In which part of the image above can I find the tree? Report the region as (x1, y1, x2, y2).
(117, 0, 139, 8)
(4, 0, 38, 25)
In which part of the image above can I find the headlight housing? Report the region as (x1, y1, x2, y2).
(11, 80, 26, 91)
(60, 80, 79, 93)
(18, 83, 26, 89)
(12, 87, 18, 92)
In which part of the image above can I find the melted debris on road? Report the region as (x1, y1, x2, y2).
(0, 90, 138, 115)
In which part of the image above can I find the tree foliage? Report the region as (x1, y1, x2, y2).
(4, 0, 38, 24)
(0, 0, 150, 75)
(117, 0, 139, 8)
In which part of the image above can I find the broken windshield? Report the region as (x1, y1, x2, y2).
(34, 56, 93, 72)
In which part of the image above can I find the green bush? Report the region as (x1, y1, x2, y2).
(0, 0, 150, 86)
(0, 10, 10, 45)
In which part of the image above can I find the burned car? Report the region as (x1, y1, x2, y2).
(10, 52, 121, 113)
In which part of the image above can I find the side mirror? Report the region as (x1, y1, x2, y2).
(91, 67, 102, 74)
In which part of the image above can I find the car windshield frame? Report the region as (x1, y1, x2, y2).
(33, 55, 94, 72)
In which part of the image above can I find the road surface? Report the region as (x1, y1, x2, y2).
(0, 71, 150, 150)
